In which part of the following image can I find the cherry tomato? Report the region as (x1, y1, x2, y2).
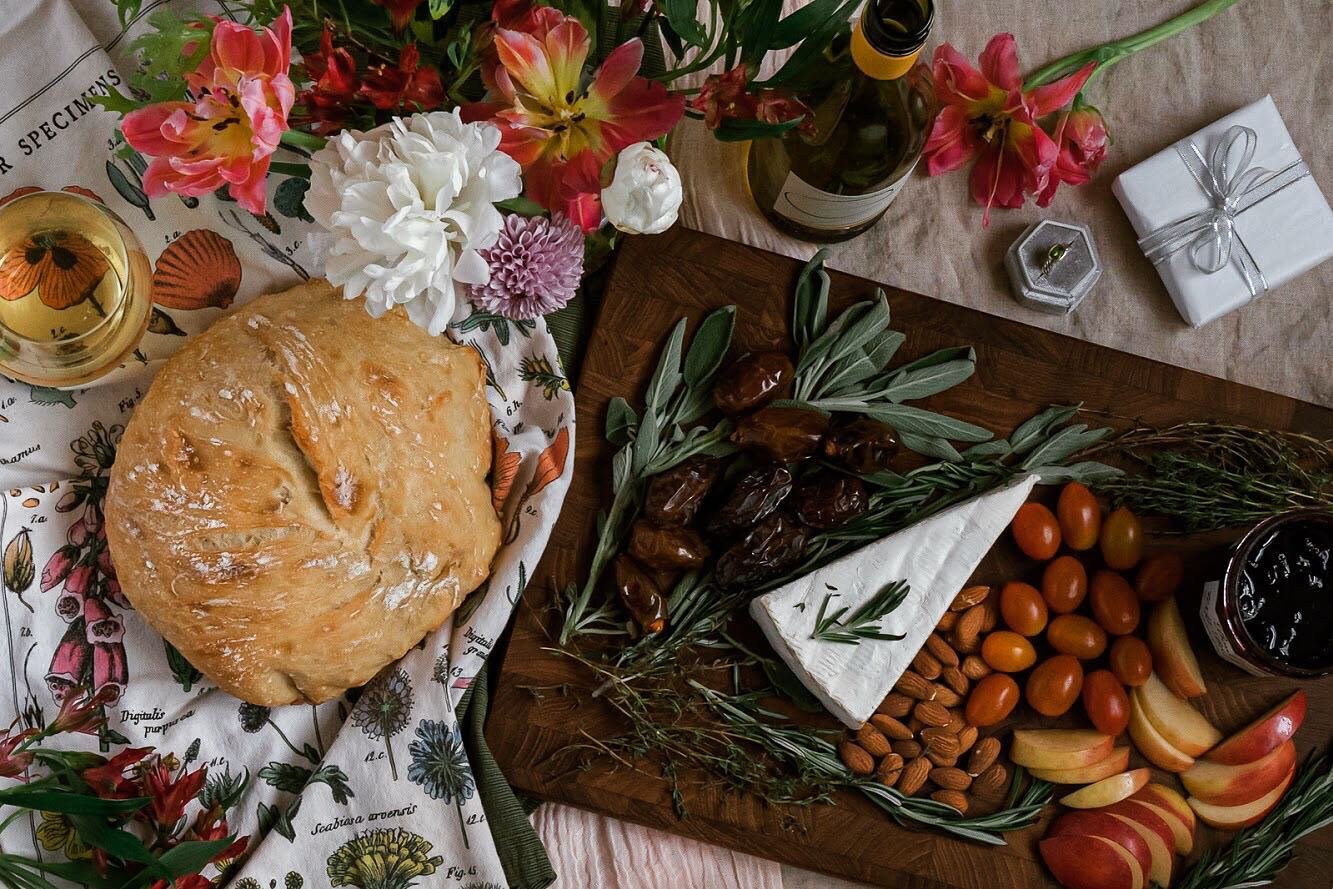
(1135, 551, 1185, 603)
(1046, 613, 1108, 659)
(1090, 570, 1141, 635)
(1025, 654, 1084, 717)
(965, 673, 1020, 727)
(1012, 502, 1061, 561)
(1041, 555, 1088, 614)
(1000, 581, 1048, 636)
(1057, 482, 1101, 551)
(1082, 669, 1131, 736)
(1100, 506, 1144, 571)
(1109, 635, 1153, 687)
(981, 630, 1038, 672)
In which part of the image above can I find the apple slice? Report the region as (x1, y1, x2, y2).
(1206, 690, 1307, 765)
(1105, 799, 1179, 860)
(1147, 597, 1207, 698)
(1182, 740, 1297, 806)
(1040, 834, 1146, 889)
(1011, 729, 1114, 770)
(1128, 691, 1195, 773)
(1188, 767, 1295, 830)
(1060, 768, 1151, 809)
(1030, 746, 1131, 784)
(1136, 674, 1221, 757)
(1046, 810, 1153, 876)
(1106, 812, 1173, 889)
(1133, 784, 1197, 855)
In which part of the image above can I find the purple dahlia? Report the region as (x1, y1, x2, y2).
(468, 213, 584, 320)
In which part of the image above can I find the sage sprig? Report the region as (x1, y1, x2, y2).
(810, 580, 909, 644)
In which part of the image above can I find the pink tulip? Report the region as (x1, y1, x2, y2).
(122, 7, 295, 213)
(1038, 103, 1110, 204)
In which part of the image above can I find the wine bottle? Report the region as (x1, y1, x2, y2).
(746, 0, 937, 243)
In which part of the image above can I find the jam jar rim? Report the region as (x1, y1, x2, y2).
(1218, 508, 1333, 678)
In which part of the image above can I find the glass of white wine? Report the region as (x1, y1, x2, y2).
(0, 190, 152, 388)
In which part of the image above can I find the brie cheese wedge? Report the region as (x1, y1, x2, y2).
(749, 473, 1040, 728)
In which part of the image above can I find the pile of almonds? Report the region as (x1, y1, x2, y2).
(837, 585, 1009, 815)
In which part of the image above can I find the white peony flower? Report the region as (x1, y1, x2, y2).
(601, 142, 683, 236)
(305, 111, 523, 335)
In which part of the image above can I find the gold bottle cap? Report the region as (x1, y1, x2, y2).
(851, 0, 933, 81)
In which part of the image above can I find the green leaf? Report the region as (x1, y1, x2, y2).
(1032, 461, 1124, 484)
(760, 659, 823, 713)
(792, 250, 831, 351)
(739, 0, 782, 66)
(864, 403, 993, 443)
(658, 0, 708, 48)
(644, 318, 686, 416)
(260, 761, 313, 794)
(605, 397, 639, 446)
(887, 345, 975, 376)
(164, 640, 201, 692)
(713, 116, 808, 141)
(772, 0, 852, 48)
(115, 838, 237, 889)
(70, 816, 160, 870)
(683, 306, 736, 388)
(274, 177, 314, 222)
(1010, 405, 1080, 455)
(864, 329, 906, 372)
(0, 789, 148, 816)
(495, 196, 547, 217)
(757, 0, 860, 87)
(428, 0, 454, 18)
(1020, 424, 1112, 471)
(961, 440, 1013, 459)
(879, 356, 976, 403)
(310, 764, 354, 805)
(89, 87, 142, 116)
(898, 432, 964, 463)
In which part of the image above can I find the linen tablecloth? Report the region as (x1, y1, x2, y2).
(0, 2, 573, 887)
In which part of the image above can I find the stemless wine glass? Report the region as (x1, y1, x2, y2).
(0, 190, 152, 388)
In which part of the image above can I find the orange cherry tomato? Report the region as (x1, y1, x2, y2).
(1025, 654, 1084, 717)
(1046, 613, 1108, 659)
(1041, 555, 1088, 614)
(1000, 581, 1048, 636)
(1082, 669, 1131, 736)
(1100, 506, 1144, 571)
(1012, 502, 1061, 561)
(1109, 635, 1153, 687)
(1057, 482, 1101, 551)
(981, 630, 1038, 673)
(965, 673, 1020, 727)
(1090, 570, 1141, 635)
(1135, 551, 1185, 603)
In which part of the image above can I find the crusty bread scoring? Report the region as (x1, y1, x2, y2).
(105, 280, 499, 705)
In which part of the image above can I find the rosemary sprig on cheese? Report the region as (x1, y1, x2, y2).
(810, 580, 909, 644)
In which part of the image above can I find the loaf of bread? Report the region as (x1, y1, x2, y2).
(105, 280, 499, 705)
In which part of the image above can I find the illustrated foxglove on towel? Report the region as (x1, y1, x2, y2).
(1113, 95, 1333, 327)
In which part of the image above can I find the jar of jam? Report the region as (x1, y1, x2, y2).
(1200, 510, 1333, 678)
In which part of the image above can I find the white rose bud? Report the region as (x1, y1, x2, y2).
(601, 142, 683, 235)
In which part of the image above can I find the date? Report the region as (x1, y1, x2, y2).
(731, 406, 830, 463)
(822, 417, 900, 474)
(627, 521, 710, 570)
(613, 554, 667, 634)
(643, 455, 721, 526)
(715, 513, 810, 589)
(712, 351, 794, 415)
(706, 463, 793, 537)
(792, 474, 869, 530)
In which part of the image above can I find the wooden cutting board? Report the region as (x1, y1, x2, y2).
(486, 227, 1333, 888)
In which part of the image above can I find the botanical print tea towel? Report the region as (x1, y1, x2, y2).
(0, 2, 575, 886)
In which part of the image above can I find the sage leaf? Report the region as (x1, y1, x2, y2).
(865, 329, 906, 371)
(891, 345, 976, 376)
(880, 356, 976, 403)
(793, 250, 831, 351)
(605, 397, 638, 445)
(898, 431, 964, 463)
(645, 319, 686, 412)
(1010, 405, 1080, 455)
(1032, 461, 1124, 484)
(683, 306, 736, 388)
(865, 403, 993, 442)
(962, 440, 1013, 459)
(1020, 424, 1112, 470)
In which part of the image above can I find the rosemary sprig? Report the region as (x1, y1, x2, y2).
(1174, 750, 1333, 889)
(810, 580, 909, 644)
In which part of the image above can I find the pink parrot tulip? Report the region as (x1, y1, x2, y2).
(1039, 102, 1110, 204)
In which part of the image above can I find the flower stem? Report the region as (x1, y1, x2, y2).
(1023, 0, 1247, 90)
(269, 162, 311, 179)
(279, 129, 328, 151)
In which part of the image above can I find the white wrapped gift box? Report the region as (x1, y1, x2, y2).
(1113, 95, 1333, 327)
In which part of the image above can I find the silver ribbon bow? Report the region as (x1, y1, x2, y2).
(1138, 124, 1310, 299)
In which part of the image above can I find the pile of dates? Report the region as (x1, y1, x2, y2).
(614, 350, 904, 634)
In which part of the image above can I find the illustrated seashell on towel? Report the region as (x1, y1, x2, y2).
(150, 229, 242, 310)
(104, 279, 500, 705)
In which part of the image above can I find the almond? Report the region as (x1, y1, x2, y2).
(893, 739, 922, 759)
(930, 684, 963, 708)
(973, 762, 1009, 799)
(911, 648, 943, 680)
(893, 670, 936, 701)
(913, 700, 951, 727)
(931, 788, 970, 815)
(952, 603, 985, 653)
(960, 655, 992, 681)
(930, 767, 972, 791)
(899, 756, 931, 796)
(925, 633, 960, 668)
(908, 716, 924, 733)
(869, 714, 913, 741)
(950, 585, 990, 611)
(877, 752, 905, 775)
(876, 692, 913, 718)
(942, 711, 966, 735)
(966, 736, 1002, 777)
(876, 766, 903, 789)
(838, 740, 875, 776)
(935, 610, 959, 632)
(920, 727, 961, 758)
(855, 724, 892, 757)
(926, 749, 959, 767)
(978, 597, 1000, 633)
(956, 724, 979, 756)
(940, 666, 969, 696)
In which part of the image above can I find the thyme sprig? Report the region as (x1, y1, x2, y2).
(810, 580, 909, 644)
(1174, 750, 1333, 889)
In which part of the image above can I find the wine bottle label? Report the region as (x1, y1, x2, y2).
(771, 169, 910, 231)
(1199, 580, 1268, 676)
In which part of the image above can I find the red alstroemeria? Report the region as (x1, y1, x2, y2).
(141, 759, 208, 830)
(471, 10, 684, 231)
(372, 0, 423, 32)
(121, 7, 295, 213)
(191, 806, 249, 863)
(688, 65, 758, 129)
(1039, 101, 1110, 204)
(149, 877, 213, 889)
(0, 729, 37, 779)
(923, 33, 1093, 224)
(299, 25, 361, 136)
(47, 686, 114, 735)
(82, 747, 153, 799)
(360, 44, 444, 112)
